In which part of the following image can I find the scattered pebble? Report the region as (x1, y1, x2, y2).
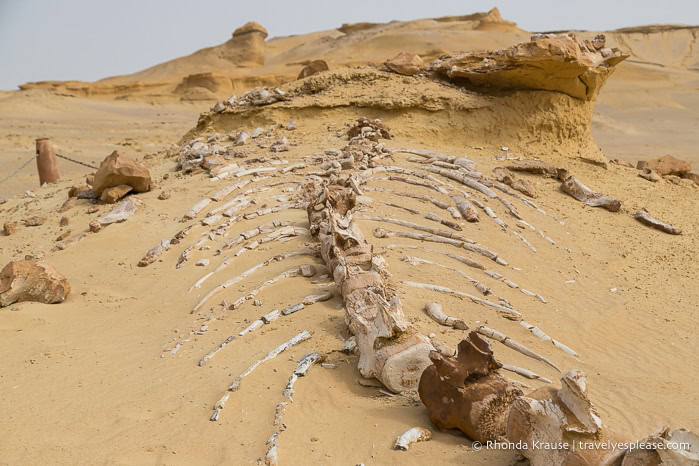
(196, 259, 210, 267)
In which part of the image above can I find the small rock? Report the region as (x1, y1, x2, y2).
(251, 127, 264, 138)
(3, 223, 19, 236)
(89, 220, 102, 233)
(666, 175, 681, 185)
(24, 251, 45, 261)
(213, 102, 225, 113)
(611, 159, 634, 168)
(56, 231, 71, 241)
(501, 146, 509, 151)
(320, 363, 336, 369)
(100, 184, 133, 204)
(87, 206, 99, 214)
(235, 131, 251, 146)
(0, 198, 6, 205)
(299, 264, 317, 277)
(385, 52, 423, 76)
(158, 191, 170, 200)
(77, 189, 98, 200)
(24, 190, 37, 198)
(254, 299, 262, 306)
(592, 34, 606, 50)
(0, 260, 71, 307)
(638, 170, 661, 182)
(58, 197, 77, 213)
(23, 216, 47, 227)
(636, 160, 648, 170)
(59, 217, 69, 227)
(196, 259, 210, 267)
(297, 60, 329, 79)
(286, 120, 297, 131)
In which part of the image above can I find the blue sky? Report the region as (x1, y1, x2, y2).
(1, 0, 697, 90)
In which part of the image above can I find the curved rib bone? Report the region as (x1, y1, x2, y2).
(424, 302, 468, 330)
(476, 325, 561, 372)
(634, 209, 682, 235)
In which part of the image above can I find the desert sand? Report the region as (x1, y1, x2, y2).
(0, 9, 697, 466)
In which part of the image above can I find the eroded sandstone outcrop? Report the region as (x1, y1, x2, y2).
(92, 151, 151, 196)
(0, 261, 71, 307)
(431, 32, 628, 101)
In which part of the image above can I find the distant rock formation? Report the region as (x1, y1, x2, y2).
(431, 32, 628, 101)
(220, 21, 268, 66)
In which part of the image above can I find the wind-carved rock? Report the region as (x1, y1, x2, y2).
(431, 32, 628, 101)
(0, 261, 71, 307)
(222, 21, 268, 66)
(305, 183, 432, 392)
(418, 332, 523, 442)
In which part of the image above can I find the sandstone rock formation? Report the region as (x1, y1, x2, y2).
(646, 155, 692, 176)
(385, 52, 423, 76)
(431, 32, 628, 101)
(419, 333, 523, 442)
(92, 151, 151, 196)
(0, 261, 71, 307)
(297, 60, 329, 80)
(223, 21, 267, 67)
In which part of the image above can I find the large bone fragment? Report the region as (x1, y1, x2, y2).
(507, 370, 626, 465)
(403, 281, 521, 320)
(476, 325, 561, 372)
(394, 427, 433, 451)
(305, 183, 432, 392)
(184, 198, 212, 220)
(97, 197, 144, 225)
(634, 210, 682, 235)
(138, 240, 171, 267)
(451, 195, 480, 222)
(418, 333, 523, 442)
(500, 364, 552, 384)
(282, 352, 326, 401)
(424, 302, 468, 330)
(561, 176, 621, 212)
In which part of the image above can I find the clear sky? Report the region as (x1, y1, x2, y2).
(1, 0, 697, 90)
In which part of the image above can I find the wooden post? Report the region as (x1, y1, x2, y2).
(36, 138, 60, 185)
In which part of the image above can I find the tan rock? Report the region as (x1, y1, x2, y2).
(23, 216, 47, 227)
(232, 21, 267, 38)
(92, 151, 151, 196)
(89, 220, 102, 233)
(0, 261, 71, 307)
(385, 52, 424, 76)
(56, 231, 71, 241)
(297, 60, 329, 80)
(611, 158, 634, 168)
(646, 155, 692, 176)
(158, 191, 170, 200)
(59, 216, 69, 227)
(3, 223, 19, 236)
(58, 197, 76, 213)
(686, 173, 699, 186)
(68, 185, 89, 197)
(100, 184, 133, 204)
(666, 175, 682, 185)
(639, 170, 661, 182)
(431, 32, 628, 101)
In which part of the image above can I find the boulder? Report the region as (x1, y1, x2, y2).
(92, 151, 151, 196)
(646, 155, 692, 176)
(0, 261, 71, 307)
(385, 52, 424, 76)
(100, 184, 133, 204)
(298, 60, 329, 80)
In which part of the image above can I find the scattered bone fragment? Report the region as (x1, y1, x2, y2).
(403, 256, 490, 295)
(282, 352, 326, 401)
(633, 209, 681, 235)
(176, 246, 194, 269)
(519, 321, 578, 357)
(262, 309, 280, 324)
(184, 198, 213, 220)
(506, 160, 559, 177)
(423, 302, 468, 330)
(394, 427, 432, 451)
(138, 240, 171, 267)
(419, 333, 524, 442)
(500, 364, 552, 384)
(281, 303, 304, 316)
(273, 402, 287, 425)
(475, 325, 561, 372)
(239, 319, 263, 336)
(451, 195, 480, 222)
(513, 230, 536, 253)
(199, 336, 235, 367)
(96, 196, 144, 225)
(560, 176, 621, 212)
(264, 442, 278, 466)
(402, 281, 520, 319)
(424, 212, 462, 230)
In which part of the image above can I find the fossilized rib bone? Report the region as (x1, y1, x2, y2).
(561, 176, 621, 212)
(424, 302, 468, 330)
(305, 183, 432, 392)
(394, 427, 432, 451)
(634, 209, 682, 235)
(282, 352, 326, 401)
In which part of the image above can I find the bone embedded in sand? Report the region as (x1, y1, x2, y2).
(403, 255, 490, 295)
(520, 321, 578, 357)
(183, 198, 213, 220)
(560, 176, 621, 212)
(199, 336, 235, 367)
(282, 352, 326, 401)
(138, 239, 171, 267)
(475, 325, 561, 372)
(97, 196, 144, 225)
(394, 427, 433, 451)
(424, 211, 462, 231)
(450, 195, 480, 222)
(423, 302, 468, 330)
(633, 209, 682, 235)
(175, 246, 194, 269)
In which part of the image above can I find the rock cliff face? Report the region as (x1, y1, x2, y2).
(431, 32, 628, 101)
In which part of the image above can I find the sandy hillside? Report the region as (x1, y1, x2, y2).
(1, 10, 698, 466)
